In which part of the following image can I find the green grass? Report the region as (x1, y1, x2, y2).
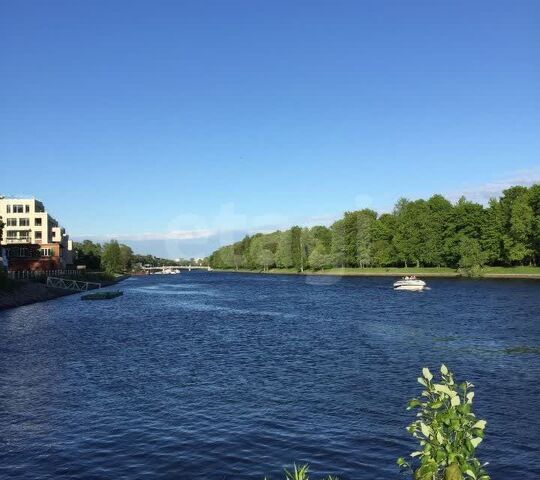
(482, 266, 540, 275)
(215, 266, 540, 278)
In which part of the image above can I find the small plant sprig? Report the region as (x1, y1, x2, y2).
(398, 365, 489, 480)
(264, 464, 339, 480)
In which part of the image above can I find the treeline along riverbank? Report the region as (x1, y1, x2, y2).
(209, 185, 540, 274)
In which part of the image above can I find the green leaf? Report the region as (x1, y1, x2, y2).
(422, 367, 433, 381)
(420, 422, 431, 437)
(472, 420, 486, 430)
(470, 437, 483, 448)
(434, 384, 453, 396)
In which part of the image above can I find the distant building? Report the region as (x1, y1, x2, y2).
(0, 197, 74, 271)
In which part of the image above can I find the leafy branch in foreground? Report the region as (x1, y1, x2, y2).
(398, 365, 489, 480)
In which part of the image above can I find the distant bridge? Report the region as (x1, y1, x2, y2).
(142, 265, 213, 273)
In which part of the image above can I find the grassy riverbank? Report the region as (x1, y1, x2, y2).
(216, 266, 540, 278)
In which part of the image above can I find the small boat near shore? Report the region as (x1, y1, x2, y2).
(393, 276, 427, 291)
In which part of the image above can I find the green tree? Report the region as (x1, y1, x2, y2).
(311, 225, 332, 251)
(371, 213, 397, 266)
(308, 244, 330, 270)
(505, 193, 534, 264)
(355, 209, 377, 267)
(481, 199, 504, 265)
(527, 184, 540, 265)
(74, 240, 102, 270)
(101, 240, 123, 274)
(257, 249, 275, 271)
(458, 237, 487, 277)
(276, 230, 294, 268)
(443, 198, 485, 268)
(424, 195, 453, 266)
(290, 226, 303, 272)
(393, 199, 429, 267)
(119, 244, 134, 271)
(330, 219, 347, 267)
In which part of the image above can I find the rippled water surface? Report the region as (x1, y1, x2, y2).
(1, 273, 539, 479)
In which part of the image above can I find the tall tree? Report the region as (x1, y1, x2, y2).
(101, 240, 123, 274)
(356, 209, 377, 268)
(290, 226, 303, 272)
(308, 244, 330, 270)
(393, 199, 429, 267)
(371, 213, 397, 266)
(424, 195, 453, 266)
(74, 240, 102, 270)
(505, 193, 534, 264)
(330, 219, 347, 268)
(458, 236, 487, 276)
(276, 230, 294, 268)
(119, 244, 134, 271)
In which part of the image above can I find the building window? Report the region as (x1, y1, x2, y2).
(19, 218, 30, 227)
(6, 231, 17, 239)
(7, 218, 17, 226)
(41, 248, 54, 257)
(35, 232, 42, 240)
(35, 218, 42, 226)
(12, 247, 29, 257)
(6, 205, 11, 213)
(13, 205, 24, 213)
(25, 205, 30, 213)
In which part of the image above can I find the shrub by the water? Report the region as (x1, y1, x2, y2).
(398, 365, 489, 480)
(265, 366, 489, 480)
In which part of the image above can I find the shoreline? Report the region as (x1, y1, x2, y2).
(0, 275, 131, 311)
(213, 268, 540, 280)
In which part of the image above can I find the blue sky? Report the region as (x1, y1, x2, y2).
(1, 1, 539, 258)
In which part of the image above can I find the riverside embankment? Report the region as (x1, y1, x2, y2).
(0, 274, 130, 310)
(213, 266, 540, 279)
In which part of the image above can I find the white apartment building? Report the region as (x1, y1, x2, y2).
(0, 197, 74, 270)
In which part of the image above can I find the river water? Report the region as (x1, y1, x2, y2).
(0, 273, 539, 479)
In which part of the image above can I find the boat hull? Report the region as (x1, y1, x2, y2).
(394, 285, 425, 291)
(393, 279, 427, 291)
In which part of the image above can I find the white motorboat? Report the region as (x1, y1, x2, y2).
(393, 276, 427, 291)
(152, 268, 181, 275)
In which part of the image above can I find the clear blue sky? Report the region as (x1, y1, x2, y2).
(1, 1, 539, 257)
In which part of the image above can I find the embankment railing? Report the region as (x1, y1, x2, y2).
(46, 277, 102, 292)
(7, 269, 81, 281)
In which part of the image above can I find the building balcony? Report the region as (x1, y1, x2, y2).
(5, 238, 32, 244)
